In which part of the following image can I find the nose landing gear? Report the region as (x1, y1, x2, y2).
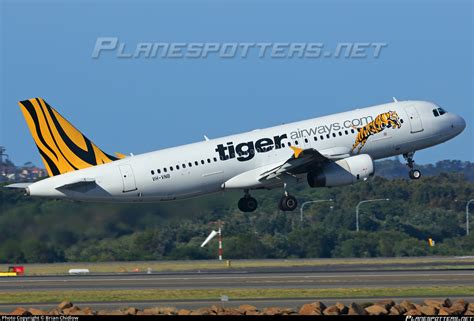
(409, 169, 422, 179)
(403, 152, 422, 180)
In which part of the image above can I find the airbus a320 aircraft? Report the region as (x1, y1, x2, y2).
(7, 98, 465, 212)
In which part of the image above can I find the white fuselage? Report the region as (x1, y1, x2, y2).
(26, 100, 466, 202)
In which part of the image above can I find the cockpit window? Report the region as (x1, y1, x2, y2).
(438, 107, 446, 115)
(432, 109, 439, 117)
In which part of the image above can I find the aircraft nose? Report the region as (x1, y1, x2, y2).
(450, 114, 466, 135)
(456, 114, 466, 132)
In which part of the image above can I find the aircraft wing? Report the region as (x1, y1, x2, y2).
(223, 146, 351, 189)
(259, 146, 351, 181)
(258, 147, 326, 180)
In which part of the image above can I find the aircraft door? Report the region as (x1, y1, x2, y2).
(119, 164, 138, 192)
(404, 106, 424, 133)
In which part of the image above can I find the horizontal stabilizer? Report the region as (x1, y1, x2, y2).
(55, 178, 96, 191)
(4, 183, 33, 189)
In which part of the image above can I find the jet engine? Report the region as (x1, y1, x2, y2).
(307, 154, 374, 187)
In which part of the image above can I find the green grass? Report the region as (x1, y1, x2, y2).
(3, 257, 474, 276)
(1, 287, 473, 304)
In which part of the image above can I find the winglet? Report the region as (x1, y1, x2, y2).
(290, 146, 303, 158)
(392, 97, 398, 103)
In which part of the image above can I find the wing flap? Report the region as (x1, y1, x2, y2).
(259, 147, 330, 181)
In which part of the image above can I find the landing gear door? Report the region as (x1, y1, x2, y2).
(404, 106, 424, 133)
(119, 164, 137, 193)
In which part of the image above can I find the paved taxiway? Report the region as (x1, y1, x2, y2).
(1, 268, 473, 291)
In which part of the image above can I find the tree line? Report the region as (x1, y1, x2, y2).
(0, 159, 473, 263)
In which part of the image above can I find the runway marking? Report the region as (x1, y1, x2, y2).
(1, 272, 473, 284)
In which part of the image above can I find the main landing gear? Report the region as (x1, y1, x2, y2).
(278, 183, 298, 212)
(237, 185, 299, 213)
(403, 152, 422, 180)
(238, 190, 258, 212)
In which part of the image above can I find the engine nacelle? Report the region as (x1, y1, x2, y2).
(307, 154, 374, 187)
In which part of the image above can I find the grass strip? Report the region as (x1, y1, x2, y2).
(1, 286, 473, 304)
(3, 257, 474, 276)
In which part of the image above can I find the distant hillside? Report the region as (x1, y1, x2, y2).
(375, 159, 474, 181)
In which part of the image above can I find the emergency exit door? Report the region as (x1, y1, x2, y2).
(119, 165, 137, 192)
(404, 106, 424, 133)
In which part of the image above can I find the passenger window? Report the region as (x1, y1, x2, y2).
(195, 161, 199, 166)
(213, 157, 217, 162)
(326, 134, 330, 139)
(188, 162, 192, 167)
(157, 169, 161, 174)
(170, 166, 174, 171)
(433, 109, 439, 117)
(332, 133, 336, 137)
(338, 132, 342, 136)
(304, 138, 308, 143)
(176, 165, 180, 170)
(201, 160, 205, 165)
(314, 136, 317, 141)
(207, 159, 211, 163)
(182, 164, 186, 168)
(164, 168, 167, 173)
(151, 170, 155, 175)
(320, 135, 324, 140)
(288, 142, 292, 146)
(345, 130, 348, 135)
(351, 129, 355, 134)
(295, 141, 298, 145)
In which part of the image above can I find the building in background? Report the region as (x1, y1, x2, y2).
(0, 146, 46, 182)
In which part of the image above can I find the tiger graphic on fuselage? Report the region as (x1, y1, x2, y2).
(351, 110, 401, 153)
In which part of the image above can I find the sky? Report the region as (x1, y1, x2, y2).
(0, 0, 472, 167)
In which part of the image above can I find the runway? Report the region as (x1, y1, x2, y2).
(2, 268, 474, 292)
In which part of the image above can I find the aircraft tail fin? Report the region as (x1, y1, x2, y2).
(18, 98, 124, 177)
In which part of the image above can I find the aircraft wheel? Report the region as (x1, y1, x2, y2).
(409, 169, 422, 180)
(278, 196, 287, 211)
(238, 196, 258, 212)
(279, 195, 298, 211)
